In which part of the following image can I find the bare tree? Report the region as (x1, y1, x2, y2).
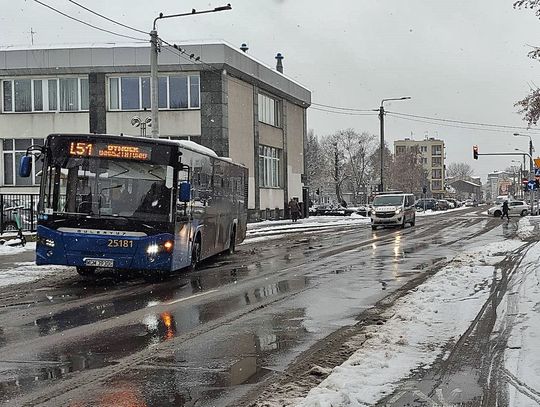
(390, 146, 427, 193)
(321, 132, 350, 204)
(337, 129, 376, 204)
(446, 162, 474, 179)
(305, 129, 327, 194)
(514, 1, 540, 125)
(368, 142, 393, 192)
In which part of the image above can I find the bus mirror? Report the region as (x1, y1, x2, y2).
(179, 182, 191, 202)
(19, 155, 32, 178)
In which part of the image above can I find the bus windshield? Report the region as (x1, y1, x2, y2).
(42, 155, 172, 222)
(372, 195, 404, 207)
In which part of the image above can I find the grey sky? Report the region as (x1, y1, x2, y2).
(3, 0, 540, 180)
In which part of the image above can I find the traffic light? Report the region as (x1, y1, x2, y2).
(422, 186, 427, 194)
(315, 188, 320, 195)
(473, 145, 479, 160)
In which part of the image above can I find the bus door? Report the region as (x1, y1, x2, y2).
(172, 165, 193, 270)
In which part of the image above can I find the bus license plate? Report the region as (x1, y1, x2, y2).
(84, 258, 114, 268)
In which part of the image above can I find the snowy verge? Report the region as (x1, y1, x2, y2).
(415, 206, 469, 217)
(503, 241, 540, 406)
(0, 241, 36, 256)
(288, 240, 524, 407)
(0, 261, 70, 287)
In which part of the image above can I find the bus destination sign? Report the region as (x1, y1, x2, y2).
(69, 141, 151, 161)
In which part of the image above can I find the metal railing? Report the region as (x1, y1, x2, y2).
(0, 194, 39, 234)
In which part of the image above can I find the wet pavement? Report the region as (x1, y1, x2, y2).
(0, 207, 512, 406)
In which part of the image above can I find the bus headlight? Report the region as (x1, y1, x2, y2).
(146, 244, 160, 255)
(37, 235, 55, 248)
(146, 241, 174, 256)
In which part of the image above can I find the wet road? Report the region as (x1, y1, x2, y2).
(0, 207, 505, 406)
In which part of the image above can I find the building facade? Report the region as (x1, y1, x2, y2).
(0, 43, 311, 221)
(394, 137, 446, 198)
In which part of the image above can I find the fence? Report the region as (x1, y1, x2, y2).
(0, 194, 39, 234)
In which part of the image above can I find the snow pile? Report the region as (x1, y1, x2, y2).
(416, 206, 468, 217)
(0, 261, 69, 287)
(0, 241, 36, 256)
(516, 216, 538, 240)
(503, 242, 540, 406)
(295, 240, 524, 407)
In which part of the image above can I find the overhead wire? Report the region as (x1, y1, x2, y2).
(310, 102, 374, 112)
(32, 0, 146, 42)
(386, 112, 521, 134)
(310, 106, 377, 116)
(66, 0, 148, 35)
(387, 110, 540, 133)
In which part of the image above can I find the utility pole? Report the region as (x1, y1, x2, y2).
(377, 97, 411, 193)
(150, 30, 160, 138)
(150, 4, 232, 139)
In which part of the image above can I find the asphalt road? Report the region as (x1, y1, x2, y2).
(0, 207, 512, 406)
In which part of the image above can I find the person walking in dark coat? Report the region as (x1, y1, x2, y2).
(501, 200, 510, 220)
(289, 198, 300, 222)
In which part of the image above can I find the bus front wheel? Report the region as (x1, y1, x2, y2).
(76, 266, 95, 277)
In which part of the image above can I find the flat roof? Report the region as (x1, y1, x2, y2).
(0, 41, 311, 106)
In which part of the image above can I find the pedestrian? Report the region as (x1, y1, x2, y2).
(501, 200, 510, 220)
(289, 198, 300, 223)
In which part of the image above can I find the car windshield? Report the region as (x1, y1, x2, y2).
(372, 195, 404, 206)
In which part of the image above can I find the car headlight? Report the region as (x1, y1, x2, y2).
(37, 235, 55, 247)
(395, 208, 402, 214)
(146, 240, 174, 256)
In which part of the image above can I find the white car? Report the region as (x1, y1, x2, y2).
(487, 201, 529, 217)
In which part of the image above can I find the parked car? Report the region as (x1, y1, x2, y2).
(487, 200, 529, 217)
(446, 198, 460, 208)
(437, 200, 450, 210)
(464, 199, 478, 207)
(415, 198, 438, 211)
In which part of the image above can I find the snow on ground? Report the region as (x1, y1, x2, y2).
(0, 261, 69, 287)
(0, 241, 35, 256)
(502, 241, 540, 406)
(288, 239, 525, 407)
(244, 207, 470, 244)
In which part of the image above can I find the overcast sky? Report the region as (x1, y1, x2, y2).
(4, 0, 540, 180)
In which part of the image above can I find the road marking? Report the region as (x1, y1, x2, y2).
(162, 289, 219, 306)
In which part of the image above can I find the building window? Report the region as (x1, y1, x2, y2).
(422, 157, 428, 165)
(2, 78, 88, 113)
(395, 146, 406, 154)
(2, 138, 44, 186)
(258, 93, 280, 127)
(108, 75, 200, 111)
(258, 145, 281, 188)
(421, 146, 427, 153)
(431, 144, 442, 156)
(432, 157, 442, 167)
(432, 169, 442, 179)
(432, 180, 443, 191)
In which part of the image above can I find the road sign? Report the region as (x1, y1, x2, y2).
(528, 180, 537, 191)
(535, 168, 540, 177)
(535, 158, 540, 168)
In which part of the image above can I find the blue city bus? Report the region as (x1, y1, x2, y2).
(20, 133, 248, 277)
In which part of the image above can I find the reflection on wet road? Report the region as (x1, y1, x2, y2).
(0, 208, 511, 406)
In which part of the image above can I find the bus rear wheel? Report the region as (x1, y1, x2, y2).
(76, 266, 95, 277)
(228, 229, 236, 255)
(190, 238, 201, 270)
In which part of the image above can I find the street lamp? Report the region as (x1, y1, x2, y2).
(150, 4, 232, 138)
(378, 97, 411, 192)
(513, 133, 534, 176)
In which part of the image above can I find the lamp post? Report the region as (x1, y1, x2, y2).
(150, 4, 232, 138)
(513, 133, 534, 176)
(378, 97, 411, 192)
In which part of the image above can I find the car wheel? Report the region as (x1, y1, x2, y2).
(2, 221, 18, 232)
(400, 218, 406, 229)
(371, 225, 377, 231)
(494, 210, 501, 218)
(410, 216, 415, 227)
(521, 209, 527, 217)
